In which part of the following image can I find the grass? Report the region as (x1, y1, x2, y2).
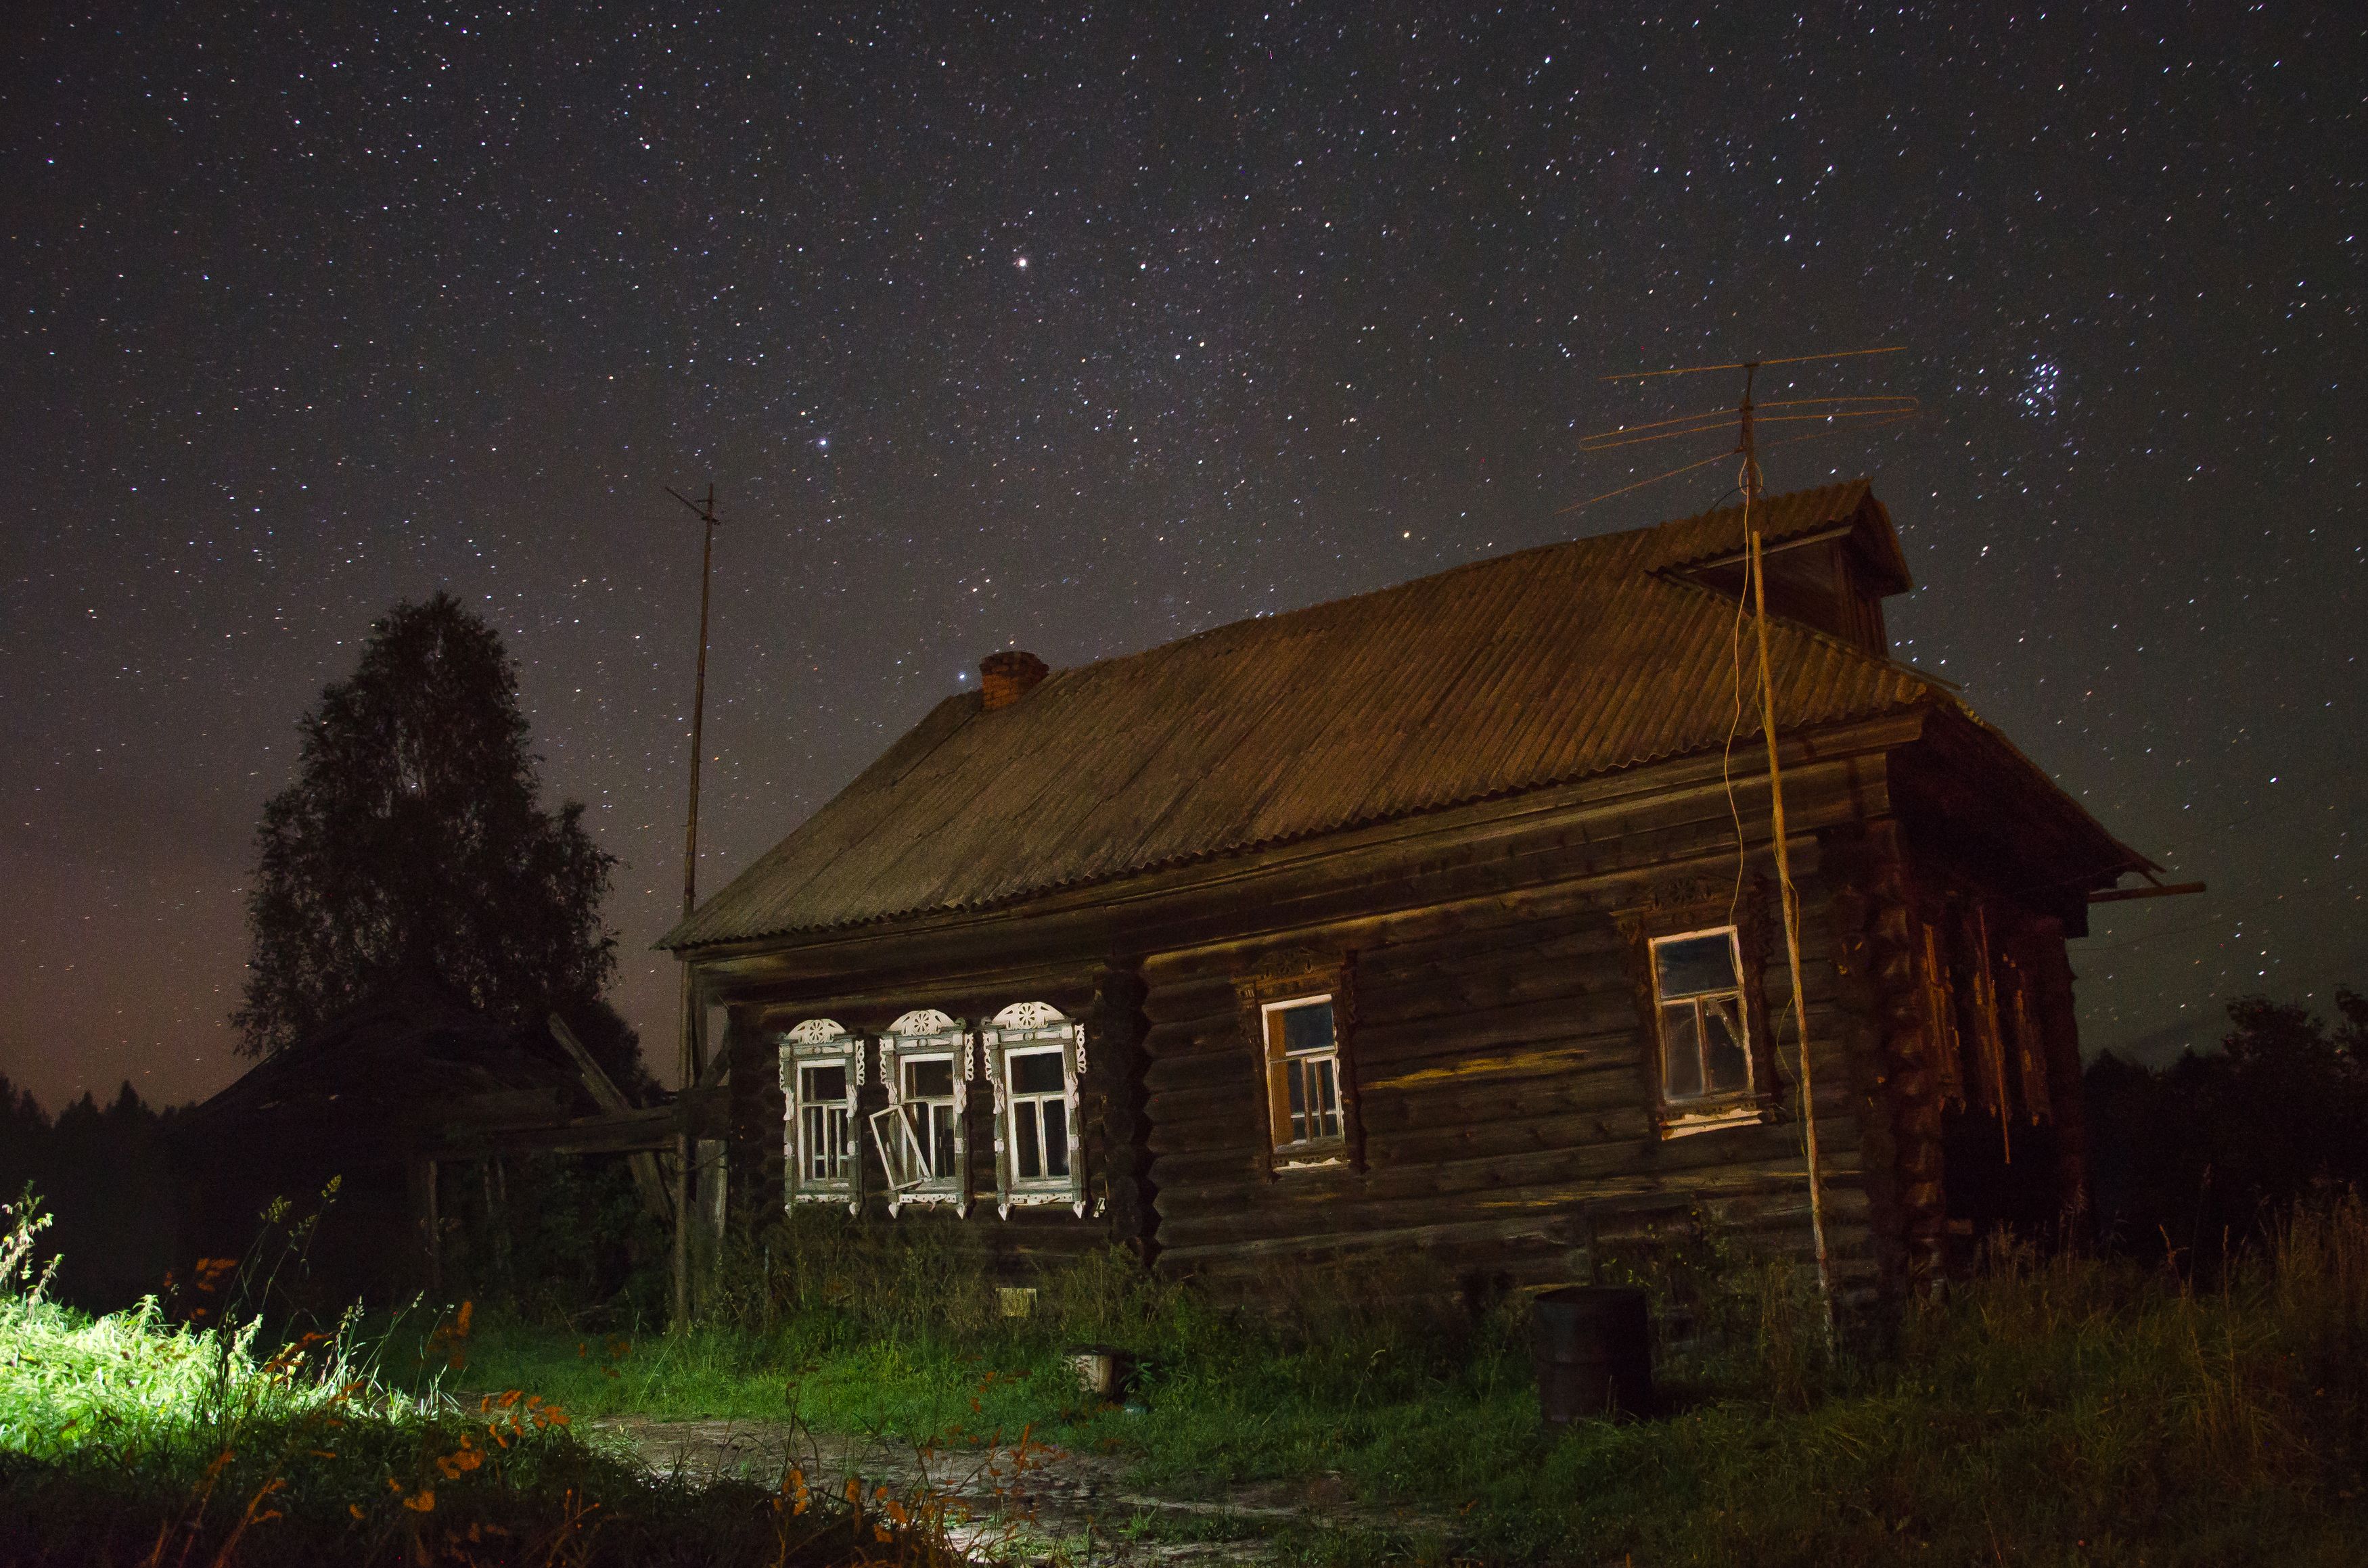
(457, 1199, 2368, 1565)
(9, 1183, 2366, 1565)
(0, 1187, 967, 1567)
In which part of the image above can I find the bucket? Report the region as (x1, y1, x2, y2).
(1063, 1343, 1133, 1401)
(1531, 1285, 1652, 1422)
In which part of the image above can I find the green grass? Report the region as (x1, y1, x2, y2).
(461, 1200, 2368, 1565)
(10, 1184, 2367, 1565)
(0, 1191, 956, 1566)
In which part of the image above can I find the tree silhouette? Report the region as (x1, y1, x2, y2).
(235, 593, 645, 1092)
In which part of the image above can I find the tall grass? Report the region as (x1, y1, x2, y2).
(0, 1191, 967, 1566)
(465, 1196, 2368, 1564)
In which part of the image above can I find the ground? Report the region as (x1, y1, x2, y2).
(588, 1410, 1461, 1565)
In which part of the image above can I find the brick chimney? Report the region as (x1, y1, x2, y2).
(978, 649, 1049, 711)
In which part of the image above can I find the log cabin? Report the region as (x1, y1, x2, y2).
(660, 481, 2153, 1308)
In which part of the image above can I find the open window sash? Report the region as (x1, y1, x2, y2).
(869, 1102, 936, 1193)
(981, 1002, 1087, 1218)
(873, 1010, 970, 1215)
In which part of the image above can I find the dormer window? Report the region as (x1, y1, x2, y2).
(780, 1019, 861, 1212)
(871, 1009, 970, 1214)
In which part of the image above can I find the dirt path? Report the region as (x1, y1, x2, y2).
(585, 1412, 1462, 1565)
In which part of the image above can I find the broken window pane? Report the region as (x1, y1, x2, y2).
(1703, 995, 1750, 1093)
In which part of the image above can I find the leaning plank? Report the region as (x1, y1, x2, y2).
(549, 1014, 671, 1220)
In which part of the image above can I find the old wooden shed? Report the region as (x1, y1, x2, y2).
(660, 482, 2151, 1306)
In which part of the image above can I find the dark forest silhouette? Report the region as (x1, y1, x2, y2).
(0, 1076, 178, 1311)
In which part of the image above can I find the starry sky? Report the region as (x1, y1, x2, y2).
(3, 4, 2361, 1113)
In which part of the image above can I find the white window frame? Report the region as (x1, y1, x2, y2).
(1262, 993, 1346, 1165)
(872, 1009, 970, 1216)
(780, 1019, 863, 1213)
(980, 1001, 1087, 1218)
(1647, 925, 1760, 1136)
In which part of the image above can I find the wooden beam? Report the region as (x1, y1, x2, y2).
(548, 1014, 672, 1219)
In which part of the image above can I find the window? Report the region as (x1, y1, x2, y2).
(871, 1009, 970, 1214)
(1233, 950, 1362, 1176)
(1008, 1051, 1070, 1180)
(1264, 994, 1344, 1151)
(800, 1063, 850, 1181)
(1650, 927, 1754, 1105)
(981, 1001, 1086, 1216)
(779, 1019, 860, 1210)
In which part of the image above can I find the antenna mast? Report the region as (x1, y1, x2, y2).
(1735, 367, 1837, 1338)
(1575, 347, 1913, 1339)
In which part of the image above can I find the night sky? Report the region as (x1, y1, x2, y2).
(3, 5, 2361, 1113)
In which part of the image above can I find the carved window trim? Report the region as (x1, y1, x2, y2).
(979, 1000, 1088, 1218)
(872, 1009, 971, 1216)
(1233, 949, 1362, 1176)
(780, 1018, 862, 1214)
(1617, 875, 1778, 1138)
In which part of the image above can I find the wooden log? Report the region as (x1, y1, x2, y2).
(548, 1014, 670, 1220)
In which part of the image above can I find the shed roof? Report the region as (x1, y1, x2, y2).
(181, 979, 586, 1145)
(662, 482, 2091, 950)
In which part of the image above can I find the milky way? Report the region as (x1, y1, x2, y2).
(3, 5, 2361, 1109)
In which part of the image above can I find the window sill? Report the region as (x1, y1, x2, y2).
(1657, 1103, 1767, 1140)
(1272, 1147, 1350, 1174)
(790, 1188, 855, 1205)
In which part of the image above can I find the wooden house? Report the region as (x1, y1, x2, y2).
(660, 482, 2151, 1306)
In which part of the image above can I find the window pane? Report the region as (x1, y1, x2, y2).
(930, 1103, 957, 1176)
(1313, 1057, 1340, 1140)
(907, 1058, 955, 1100)
(804, 1105, 834, 1178)
(1015, 1103, 1041, 1179)
(801, 1064, 846, 1103)
(1011, 1051, 1064, 1094)
(1286, 1056, 1306, 1120)
(1280, 1000, 1335, 1056)
(1703, 996, 1750, 1093)
(1655, 932, 1739, 999)
(1043, 1103, 1068, 1177)
(1661, 1001, 1704, 1099)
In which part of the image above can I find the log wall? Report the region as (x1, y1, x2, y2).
(1133, 766, 1891, 1306)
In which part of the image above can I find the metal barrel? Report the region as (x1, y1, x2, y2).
(1531, 1285, 1653, 1422)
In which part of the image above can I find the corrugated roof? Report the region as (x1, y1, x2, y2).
(664, 483, 1934, 949)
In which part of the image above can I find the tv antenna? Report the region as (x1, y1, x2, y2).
(1574, 346, 1917, 1338)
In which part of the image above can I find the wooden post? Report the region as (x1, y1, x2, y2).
(409, 1157, 442, 1296)
(660, 484, 722, 1333)
(672, 1126, 691, 1327)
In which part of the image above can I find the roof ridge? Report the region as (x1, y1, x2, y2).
(1020, 479, 1877, 690)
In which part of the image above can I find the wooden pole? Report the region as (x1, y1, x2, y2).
(1739, 367, 1837, 1338)
(662, 484, 722, 1331)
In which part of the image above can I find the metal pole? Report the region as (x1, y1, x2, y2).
(1739, 367, 1837, 1338)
